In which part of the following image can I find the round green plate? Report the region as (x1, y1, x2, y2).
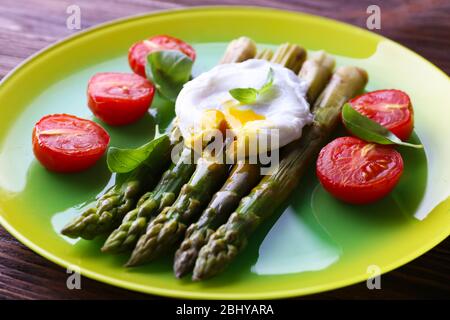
(0, 7, 449, 299)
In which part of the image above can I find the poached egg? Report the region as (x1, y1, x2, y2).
(175, 59, 312, 157)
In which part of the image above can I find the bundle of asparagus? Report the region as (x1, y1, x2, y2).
(193, 66, 368, 280)
(101, 37, 258, 254)
(173, 50, 335, 278)
(62, 37, 257, 243)
(61, 36, 369, 283)
(126, 43, 307, 266)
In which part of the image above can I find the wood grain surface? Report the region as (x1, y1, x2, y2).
(0, 0, 449, 300)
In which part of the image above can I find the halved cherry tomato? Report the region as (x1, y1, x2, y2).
(348, 89, 414, 141)
(316, 136, 403, 204)
(32, 114, 110, 173)
(87, 72, 155, 126)
(128, 35, 196, 77)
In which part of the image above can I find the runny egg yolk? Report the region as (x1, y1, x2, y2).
(224, 101, 266, 129)
(185, 101, 266, 149)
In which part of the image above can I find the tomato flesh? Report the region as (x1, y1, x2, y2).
(128, 35, 196, 77)
(316, 136, 403, 204)
(349, 89, 413, 141)
(32, 114, 110, 173)
(87, 72, 155, 126)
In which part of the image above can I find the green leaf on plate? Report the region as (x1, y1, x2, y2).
(107, 133, 171, 174)
(229, 67, 274, 104)
(145, 50, 194, 102)
(341, 103, 423, 149)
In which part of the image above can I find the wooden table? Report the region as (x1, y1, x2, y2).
(0, 0, 449, 300)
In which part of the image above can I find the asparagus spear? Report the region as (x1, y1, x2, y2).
(220, 37, 257, 64)
(101, 38, 259, 253)
(127, 43, 307, 266)
(173, 52, 334, 278)
(299, 50, 335, 103)
(60, 127, 180, 240)
(192, 66, 368, 280)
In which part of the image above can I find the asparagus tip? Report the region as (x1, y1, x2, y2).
(101, 232, 125, 254)
(173, 262, 186, 279)
(123, 235, 155, 268)
(174, 269, 186, 279)
(60, 225, 82, 239)
(60, 227, 71, 237)
(173, 250, 195, 279)
(191, 274, 201, 282)
(125, 245, 146, 267)
(100, 245, 115, 254)
(191, 266, 212, 281)
(124, 258, 139, 268)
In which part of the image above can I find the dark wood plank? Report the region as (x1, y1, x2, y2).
(0, 0, 449, 299)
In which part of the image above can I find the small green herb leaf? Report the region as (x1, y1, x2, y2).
(229, 67, 274, 104)
(342, 104, 422, 148)
(229, 88, 259, 104)
(107, 134, 171, 174)
(145, 50, 194, 101)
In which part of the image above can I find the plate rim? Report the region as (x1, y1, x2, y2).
(0, 6, 449, 299)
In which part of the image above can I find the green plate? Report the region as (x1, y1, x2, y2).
(0, 7, 449, 299)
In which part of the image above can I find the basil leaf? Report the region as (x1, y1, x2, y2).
(107, 134, 171, 173)
(229, 67, 274, 104)
(229, 88, 258, 104)
(342, 104, 422, 149)
(145, 50, 194, 101)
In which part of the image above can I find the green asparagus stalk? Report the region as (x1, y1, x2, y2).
(192, 66, 368, 280)
(172, 52, 334, 278)
(100, 38, 259, 253)
(299, 50, 335, 103)
(60, 127, 180, 240)
(126, 43, 306, 267)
